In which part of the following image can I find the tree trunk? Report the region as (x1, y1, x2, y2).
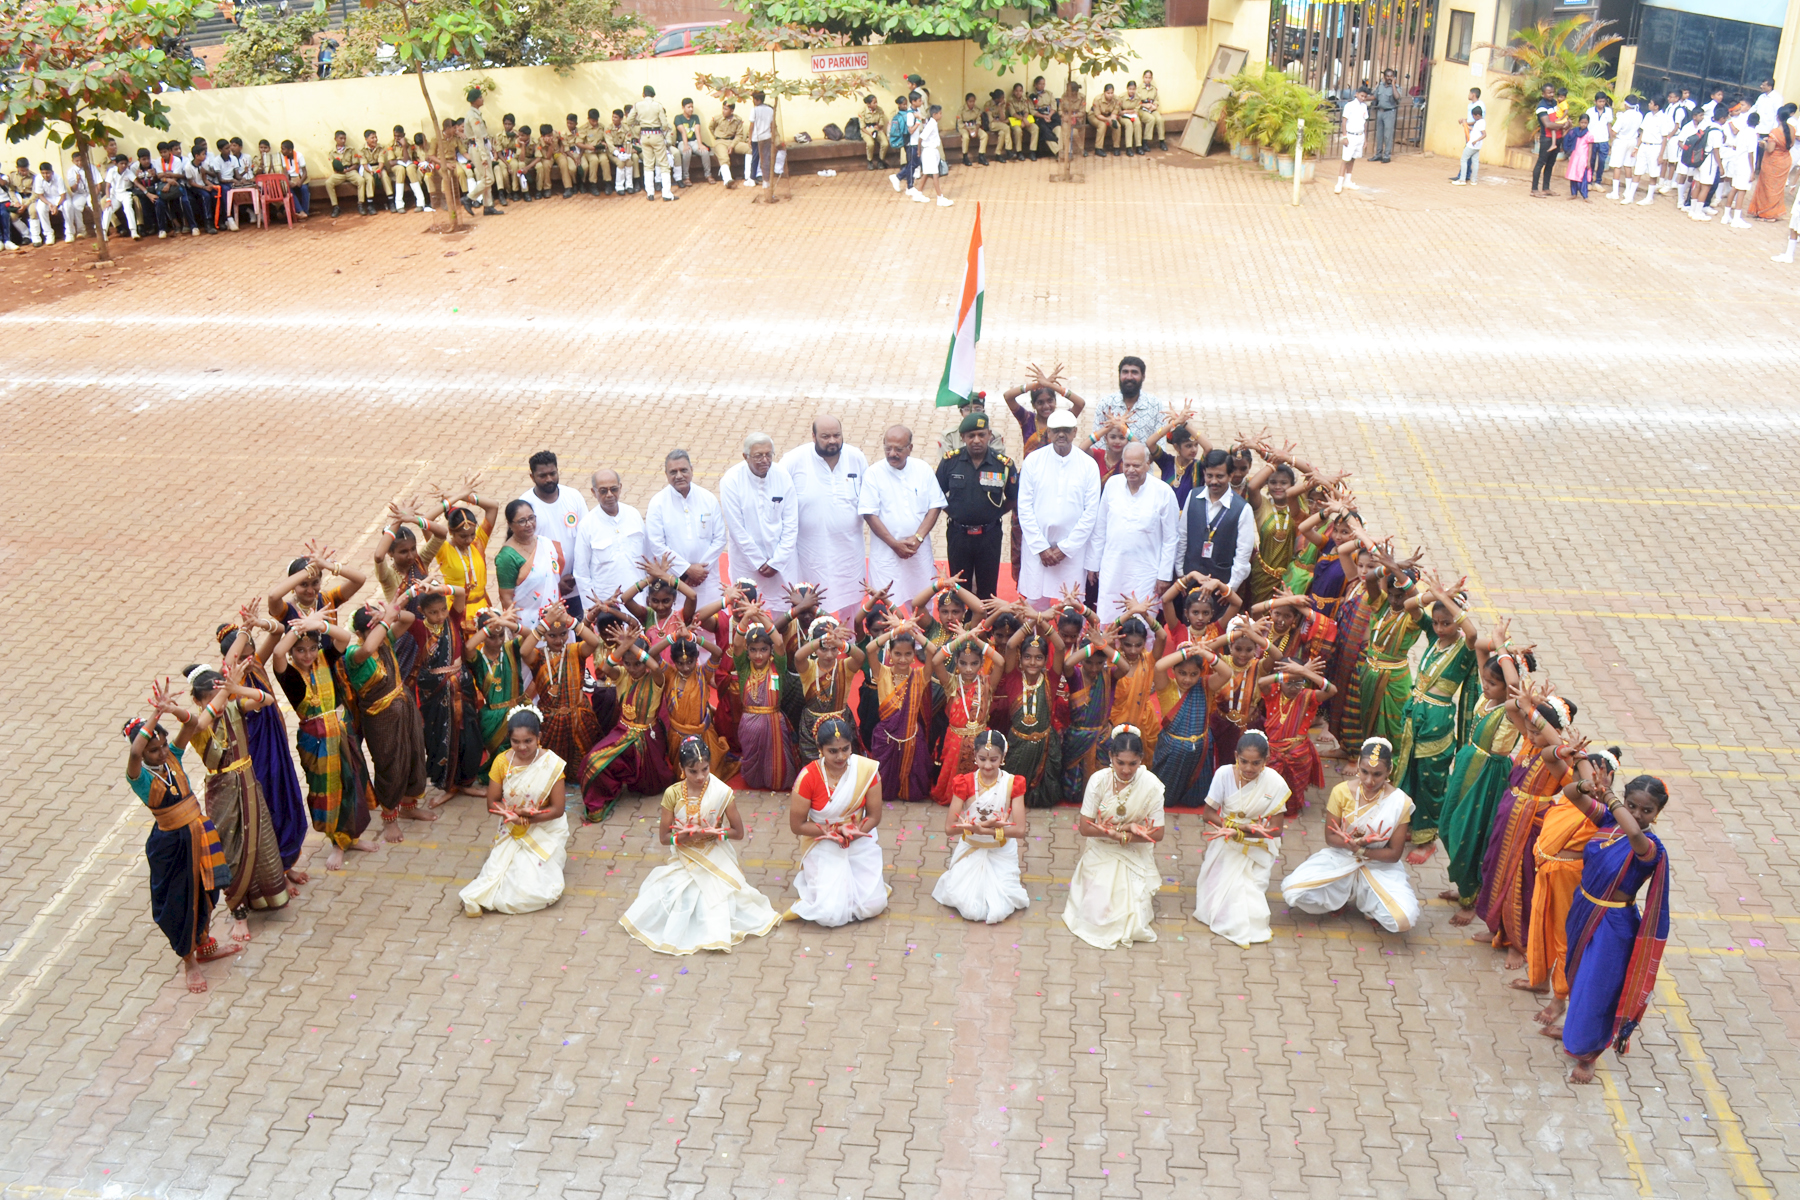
(72, 122, 111, 263)
(1052, 64, 1082, 183)
(414, 65, 460, 231)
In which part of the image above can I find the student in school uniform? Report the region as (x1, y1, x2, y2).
(1335, 87, 1370, 194)
(1450, 106, 1486, 185)
(1631, 96, 1673, 205)
(1605, 95, 1641, 200)
(1716, 106, 1761, 229)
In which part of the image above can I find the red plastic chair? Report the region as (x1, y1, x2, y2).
(256, 173, 298, 227)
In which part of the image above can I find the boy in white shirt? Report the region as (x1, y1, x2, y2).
(1631, 96, 1672, 205)
(1717, 107, 1759, 229)
(1685, 104, 1726, 220)
(1584, 92, 1614, 180)
(30, 162, 64, 245)
(910, 104, 953, 207)
(1606, 95, 1641, 199)
(1335, 86, 1370, 194)
(1451, 106, 1485, 184)
(101, 154, 140, 239)
(61, 153, 93, 241)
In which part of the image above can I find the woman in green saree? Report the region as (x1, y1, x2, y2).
(1392, 570, 1479, 865)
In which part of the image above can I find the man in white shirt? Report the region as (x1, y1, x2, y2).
(780, 414, 868, 622)
(859, 426, 946, 603)
(60, 153, 93, 241)
(1088, 444, 1179, 623)
(1336, 86, 1370, 194)
(518, 450, 587, 612)
(1686, 104, 1728, 220)
(29, 163, 64, 246)
(1173, 449, 1256, 593)
(644, 449, 726, 607)
(1451, 106, 1485, 185)
(1751, 79, 1785, 131)
(1016, 410, 1102, 609)
(749, 89, 775, 188)
(572, 468, 647, 613)
(718, 433, 799, 614)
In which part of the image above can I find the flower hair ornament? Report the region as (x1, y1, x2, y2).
(185, 663, 216, 683)
(1111, 723, 1141, 739)
(1591, 747, 1619, 773)
(807, 615, 841, 640)
(507, 702, 543, 720)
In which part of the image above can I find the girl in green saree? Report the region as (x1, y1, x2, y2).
(465, 605, 527, 783)
(1354, 541, 1426, 752)
(1392, 570, 1480, 865)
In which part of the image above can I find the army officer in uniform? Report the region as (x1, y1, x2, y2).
(935, 412, 1018, 600)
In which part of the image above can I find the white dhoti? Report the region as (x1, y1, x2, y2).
(1016, 445, 1102, 605)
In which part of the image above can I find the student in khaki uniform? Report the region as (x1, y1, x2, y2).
(435, 118, 475, 213)
(859, 95, 889, 170)
(463, 87, 501, 214)
(511, 125, 538, 199)
(710, 102, 750, 187)
(496, 115, 522, 200)
(560, 114, 586, 195)
(407, 133, 437, 211)
(1140, 70, 1167, 151)
(630, 85, 677, 202)
(319, 130, 358, 217)
(673, 98, 710, 186)
(536, 124, 573, 198)
(957, 94, 987, 166)
(1060, 82, 1088, 158)
(603, 109, 636, 194)
(1120, 82, 1145, 154)
(1008, 84, 1039, 158)
(1089, 84, 1123, 156)
(983, 90, 1015, 161)
(1031, 77, 1060, 157)
(384, 125, 420, 211)
(577, 108, 608, 193)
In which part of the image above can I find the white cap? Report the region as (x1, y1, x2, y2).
(1046, 410, 1079, 430)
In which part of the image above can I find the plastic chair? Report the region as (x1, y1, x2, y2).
(256, 173, 297, 227)
(224, 182, 264, 229)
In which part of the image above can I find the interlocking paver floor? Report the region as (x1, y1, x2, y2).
(2, 149, 1797, 1199)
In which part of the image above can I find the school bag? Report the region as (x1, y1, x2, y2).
(1679, 128, 1708, 168)
(889, 111, 910, 146)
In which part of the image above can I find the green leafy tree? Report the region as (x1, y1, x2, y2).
(213, 2, 333, 86)
(0, 0, 214, 263)
(982, 0, 1136, 182)
(481, 0, 655, 69)
(337, 0, 511, 230)
(693, 21, 851, 54)
(1478, 16, 1620, 141)
(733, 0, 1053, 46)
(694, 66, 886, 203)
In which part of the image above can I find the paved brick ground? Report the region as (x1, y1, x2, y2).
(1, 149, 1797, 1199)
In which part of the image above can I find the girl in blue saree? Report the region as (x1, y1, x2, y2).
(1558, 773, 1671, 1084)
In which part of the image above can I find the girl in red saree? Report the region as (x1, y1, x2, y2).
(1256, 656, 1335, 817)
(929, 628, 1005, 804)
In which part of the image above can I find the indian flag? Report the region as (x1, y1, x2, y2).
(935, 203, 984, 407)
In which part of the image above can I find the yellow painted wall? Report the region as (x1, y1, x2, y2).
(7, 30, 1211, 173)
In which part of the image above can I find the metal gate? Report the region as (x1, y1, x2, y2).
(1269, 0, 1439, 152)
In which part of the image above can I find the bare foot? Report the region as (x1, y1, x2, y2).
(1406, 842, 1436, 866)
(286, 867, 310, 886)
(1503, 949, 1526, 971)
(1369, 918, 1386, 933)
(427, 787, 456, 809)
(326, 845, 346, 871)
(1570, 1058, 1597, 1084)
(185, 962, 209, 993)
(1540, 1023, 1564, 1038)
(398, 806, 440, 823)
(286, 881, 300, 900)
(349, 838, 380, 852)
(195, 939, 240, 964)
(1535, 1001, 1559, 1024)
(230, 918, 252, 944)
(1507, 977, 1548, 994)
(382, 819, 404, 844)
(1448, 908, 1475, 927)
(460, 784, 488, 797)
(1437, 888, 1461, 902)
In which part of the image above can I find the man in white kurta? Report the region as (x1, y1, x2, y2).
(572, 468, 648, 610)
(644, 449, 727, 607)
(1016, 410, 1102, 608)
(859, 425, 946, 602)
(718, 433, 799, 614)
(1088, 443, 1179, 623)
(780, 414, 868, 622)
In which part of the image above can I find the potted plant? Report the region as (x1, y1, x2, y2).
(1224, 65, 1283, 163)
(1268, 81, 1330, 181)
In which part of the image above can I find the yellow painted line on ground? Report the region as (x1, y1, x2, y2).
(1399, 417, 1487, 602)
(1657, 975, 1774, 1199)
(1599, 1064, 1657, 1197)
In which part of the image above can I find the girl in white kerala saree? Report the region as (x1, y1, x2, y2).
(459, 706, 570, 916)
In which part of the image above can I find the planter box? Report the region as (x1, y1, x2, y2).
(1276, 154, 1316, 181)
(1259, 147, 1277, 171)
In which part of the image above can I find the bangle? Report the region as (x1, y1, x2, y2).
(995, 828, 1006, 845)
